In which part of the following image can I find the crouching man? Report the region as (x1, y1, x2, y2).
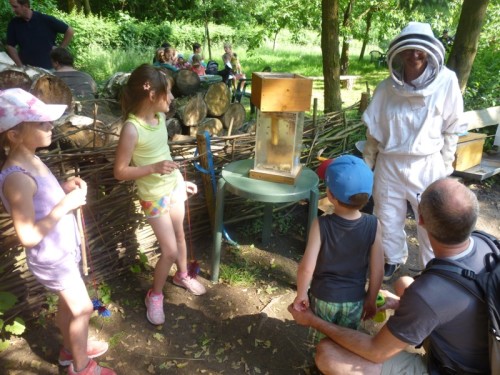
(288, 178, 491, 375)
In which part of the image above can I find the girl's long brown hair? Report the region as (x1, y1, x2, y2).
(121, 64, 172, 120)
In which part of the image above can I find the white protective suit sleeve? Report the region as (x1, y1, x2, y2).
(441, 133, 459, 175)
(363, 129, 379, 170)
(439, 69, 466, 176)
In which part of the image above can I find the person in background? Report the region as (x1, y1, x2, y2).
(50, 47, 97, 99)
(293, 155, 383, 348)
(175, 53, 190, 69)
(153, 47, 178, 73)
(438, 29, 454, 52)
(188, 42, 205, 66)
(362, 22, 466, 280)
(288, 178, 490, 375)
(190, 54, 206, 76)
(223, 42, 245, 90)
(0, 88, 115, 375)
(114, 64, 206, 326)
(218, 52, 235, 84)
(153, 43, 171, 64)
(6, 0, 74, 69)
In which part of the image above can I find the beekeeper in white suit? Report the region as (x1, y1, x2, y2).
(362, 22, 466, 280)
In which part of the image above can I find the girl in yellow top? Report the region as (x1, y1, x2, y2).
(114, 64, 206, 326)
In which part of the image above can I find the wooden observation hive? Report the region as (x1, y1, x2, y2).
(250, 72, 313, 184)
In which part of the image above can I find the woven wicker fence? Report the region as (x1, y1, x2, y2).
(0, 101, 365, 319)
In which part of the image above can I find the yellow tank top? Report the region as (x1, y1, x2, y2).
(128, 113, 181, 201)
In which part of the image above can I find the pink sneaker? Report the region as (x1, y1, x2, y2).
(145, 289, 165, 325)
(68, 359, 116, 375)
(59, 340, 109, 366)
(173, 272, 207, 296)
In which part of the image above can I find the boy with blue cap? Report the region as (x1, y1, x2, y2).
(293, 155, 384, 345)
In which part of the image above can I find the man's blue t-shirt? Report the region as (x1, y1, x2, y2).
(7, 11, 69, 69)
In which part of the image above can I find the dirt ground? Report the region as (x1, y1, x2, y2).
(1, 177, 499, 375)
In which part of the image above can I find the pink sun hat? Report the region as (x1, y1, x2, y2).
(0, 88, 67, 133)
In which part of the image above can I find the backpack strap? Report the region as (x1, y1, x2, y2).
(424, 258, 485, 302)
(472, 230, 500, 255)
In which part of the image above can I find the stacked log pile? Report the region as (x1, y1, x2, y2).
(0, 61, 365, 319)
(101, 69, 248, 138)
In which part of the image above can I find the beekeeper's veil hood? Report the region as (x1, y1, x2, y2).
(386, 22, 445, 87)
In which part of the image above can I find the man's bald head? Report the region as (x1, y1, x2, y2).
(419, 178, 478, 244)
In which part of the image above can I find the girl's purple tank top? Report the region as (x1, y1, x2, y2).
(0, 166, 79, 267)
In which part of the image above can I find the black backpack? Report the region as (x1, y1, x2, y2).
(205, 60, 219, 75)
(423, 230, 500, 374)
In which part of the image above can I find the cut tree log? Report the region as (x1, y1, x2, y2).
(166, 117, 182, 139)
(54, 114, 119, 149)
(0, 69, 32, 91)
(221, 102, 246, 132)
(31, 74, 73, 110)
(165, 99, 177, 119)
(174, 69, 200, 97)
(102, 72, 130, 100)
(194, 117, 223, 137)
(204, 82, 230, 117)
(176, 92, 207, 126)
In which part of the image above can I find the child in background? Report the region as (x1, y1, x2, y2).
(188, 42, 205, 66)
(223, 43, 245, 89)
(0, 88, 115, 375)
(293, 155, 384, 344)
(223, 42, 242, 74)
(175, 54, 190, 69)
(114, 64, 206, 326)
(153, 47, 178, 73)
(219, 53, 235, 84)
(190, 54, 206, 76)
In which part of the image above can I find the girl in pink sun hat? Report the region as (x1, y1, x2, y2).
(0, 88, 115, 375)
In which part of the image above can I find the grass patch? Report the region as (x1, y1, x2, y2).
(219, 260, 260, 286)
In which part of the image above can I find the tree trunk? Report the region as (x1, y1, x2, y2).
(339, 0, 355, 75)
(204, 82, 231, 116)
(205, 17, 212, 61)
(340, 40, 350, 76)
(359, 8, 374, 61)
(83, 0, 91, 15)
(176, 93, 207, 126)
(322, 0, 342, 113)
(447, 0, 489, 92)
(273, 29, 280, 52)
(67, 0, 77, 12)
(221, 103, 246, 132)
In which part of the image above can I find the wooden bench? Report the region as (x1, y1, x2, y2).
(339, 75, 360, 90)
(309, 75, 361, 90)
(453, 106, 500, 180)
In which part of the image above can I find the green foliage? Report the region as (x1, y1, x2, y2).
(462, 2, 499, 111)
(130, 249, 152, 274)
(96, 282, 112, 305)
(219, 259, 259, 286)
(37, 293, 59, 327)
(0, 291, 17, 312)
(0, 291, 26, 352)
(108, 331, 126, 349)
(81, 46, 151, 83)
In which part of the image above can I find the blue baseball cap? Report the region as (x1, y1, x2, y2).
(325, 155, 373, 204)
